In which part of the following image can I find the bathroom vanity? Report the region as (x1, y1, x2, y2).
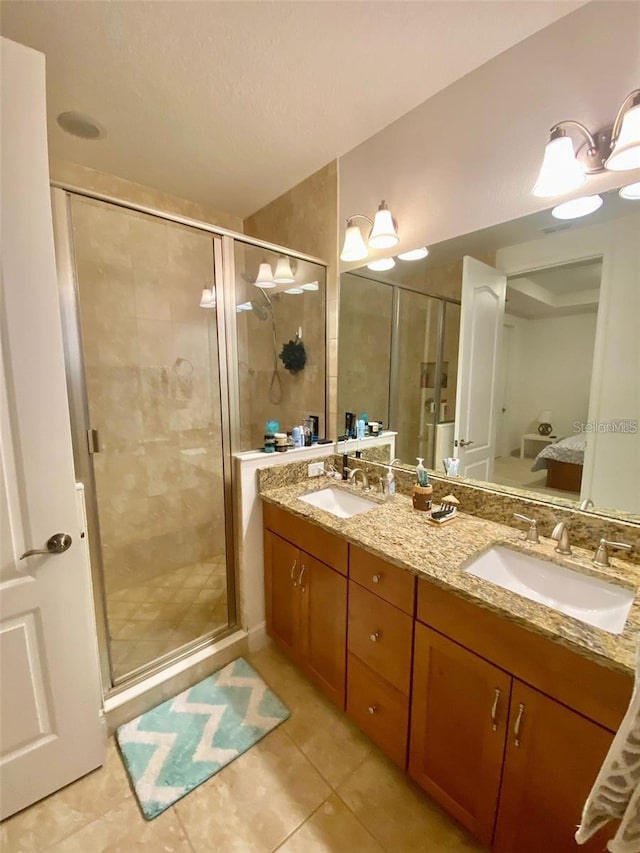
(261, 477, 638, 852)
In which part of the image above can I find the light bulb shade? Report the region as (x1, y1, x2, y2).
(368, 201, 399, 249)
(539, 411, 553, 424)
(340, 221, 368, 261)
(620, 181, 640, 200)
(301, 281, 320, 290)
(284, 287, 303, 294)
(367, 257, 396, 271)
(532, 135, 585, 198)
(552, 195, 603, 220)
(273, 255, 295, 284)
(255, 262, 275, 288)
(605, 103, 640, 171)
(397, 247, 429, 261)
(199, 287, 216, 308)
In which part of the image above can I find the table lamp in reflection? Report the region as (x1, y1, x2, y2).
(538, 411, 553, 436)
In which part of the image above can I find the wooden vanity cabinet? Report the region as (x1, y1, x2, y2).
(410, 623, 511, 846)
(263, 505, 348, 708)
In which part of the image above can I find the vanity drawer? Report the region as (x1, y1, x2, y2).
(263, 502, 348, 575)
(348, 581, 413, 695)
(349, 545, 416, 615)
(347, 653, 409, 769)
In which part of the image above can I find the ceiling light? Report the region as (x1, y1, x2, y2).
(273, 256, 295, 284)
(56, 111, 104, 140)
(552, 195, 603, 220)
(368, 201, 399, 249)
(340, 199, 399, 261)
(620, 181, 640, 200)
(199, 287, 216, 308)
(367, 257, 396, 272)
(301, 281, 320, 291)
(532, 90, 640, 198)
(254, 262, 275, 288)
(397, 247, 429, 261)
(605, 92, 640, 171)
(532, 130, 586, 198)
(285, 287, 304, 294)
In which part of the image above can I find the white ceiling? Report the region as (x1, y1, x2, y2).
(0, 1, 583, 218)
(507, 260, 602, 319)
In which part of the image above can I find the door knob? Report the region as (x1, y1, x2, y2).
(20, 533, 72, 560)
(457, 439, 474, 448)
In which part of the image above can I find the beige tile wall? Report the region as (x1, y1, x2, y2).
(51, 159, 243, 232)
(70, 196, 227, 596)
(243, 160, 339, 438)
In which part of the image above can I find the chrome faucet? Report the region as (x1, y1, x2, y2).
(551, 521, 572, 556)
(593, 538, 632, 568)
(513, 513, 539, 544)
(347, 467, 369, 491)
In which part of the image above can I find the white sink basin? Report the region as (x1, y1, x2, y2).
(465, 545, 634, 635)
(299, 487, 378, 519)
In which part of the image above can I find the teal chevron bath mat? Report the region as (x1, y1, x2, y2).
(116, 657, 290, 819)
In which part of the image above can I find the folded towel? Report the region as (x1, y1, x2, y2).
(576, 643, 640, 852)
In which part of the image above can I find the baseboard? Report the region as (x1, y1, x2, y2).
(247, 621, 268, 652)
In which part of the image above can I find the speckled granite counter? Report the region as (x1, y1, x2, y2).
(260, 475, 640, 677)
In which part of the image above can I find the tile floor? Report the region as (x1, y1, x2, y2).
(107, 557, 229, 678)
(492, 456, 577, 502)
(1, 644, 487, 853)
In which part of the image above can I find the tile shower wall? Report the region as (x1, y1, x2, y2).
(70, 196, 229, 677)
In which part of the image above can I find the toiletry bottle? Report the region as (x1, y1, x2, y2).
(416, 458, 428, 486)
(385, 465, 396, 498)
(357, 419, 365, 441)
(292, 425, 303, 448)
(412, 458, 433, 511)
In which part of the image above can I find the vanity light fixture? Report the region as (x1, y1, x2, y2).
(619, 181, 640, 200)
(236, 301, 252, 312)
(273, 255, 295, 284)
(301, 281, 320, 291)
(254, 262, 275, 288)
(397, 247, 429, 261)
(532, 89, 640, 198)
(367, 257, 396, 272)
(284, 287, 304, 294)
(552, 194, 603, 220)
(199, 286, 216, 308)
(340, 200, 399, 261)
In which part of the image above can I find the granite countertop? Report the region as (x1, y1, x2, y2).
(260, 476, 640, 678)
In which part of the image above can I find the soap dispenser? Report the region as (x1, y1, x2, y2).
(384, 465, 396, 498)
(412, 458, 433, 512)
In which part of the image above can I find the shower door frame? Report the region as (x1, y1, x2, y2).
(51, 185, 327, 696)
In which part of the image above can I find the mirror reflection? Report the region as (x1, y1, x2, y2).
(339, 186, 640, 519)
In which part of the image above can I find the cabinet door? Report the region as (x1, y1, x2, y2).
(409, 623, 511, 846)
(300, 554, 347, 708)
(264, 531, 301, 661)
(494, 680, 615, 853)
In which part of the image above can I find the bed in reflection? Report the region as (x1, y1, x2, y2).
(531, 434, 585, 493)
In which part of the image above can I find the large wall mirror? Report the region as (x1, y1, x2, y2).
(338, 185, 640, 520)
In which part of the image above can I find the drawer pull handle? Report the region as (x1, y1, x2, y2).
(290, 560, 298, 586)
(514, 702, 525, 747)
(372, 574, 381, 584)
(490, 688, 501, 732)
(299, 564, 306, 592)
(370, 631, 380, 643)
(368, 705, 377, 715)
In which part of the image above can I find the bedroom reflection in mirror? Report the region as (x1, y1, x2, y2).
(494, 259, 601, 503)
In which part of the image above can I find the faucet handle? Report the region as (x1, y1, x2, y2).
(593, 539, 633, 568)
(513, 513, 539, 544)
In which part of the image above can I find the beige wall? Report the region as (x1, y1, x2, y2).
(243, 160, 339, 437)
(51, 159, 243, 232)
(70, 195, 227, 595)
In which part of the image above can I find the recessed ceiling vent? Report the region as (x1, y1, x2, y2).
(540, 223, 572, 235)
(56, 111, 105, 140)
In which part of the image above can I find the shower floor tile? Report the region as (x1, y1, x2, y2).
(105, 558, 229, 680)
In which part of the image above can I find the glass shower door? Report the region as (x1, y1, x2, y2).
(68, 195, 233, 684)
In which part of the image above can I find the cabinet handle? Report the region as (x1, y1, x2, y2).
(490, 688, 501, 732)
(513, 702, 525, 747)
(368, 705, 377, 715)
(370, 631, 380, 643)
(290, 559, 298, 586)
(299, 564, 306, 592)
(372, 574, 381, 584)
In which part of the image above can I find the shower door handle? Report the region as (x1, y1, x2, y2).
(21, 533, 73, 560)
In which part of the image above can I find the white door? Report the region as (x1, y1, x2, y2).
(0, 37, 105, 820)
(495, 323, 513, 458)
(453, 257, 506, 481)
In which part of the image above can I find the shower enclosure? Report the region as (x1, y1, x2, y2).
(52, 187, 326, 694)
